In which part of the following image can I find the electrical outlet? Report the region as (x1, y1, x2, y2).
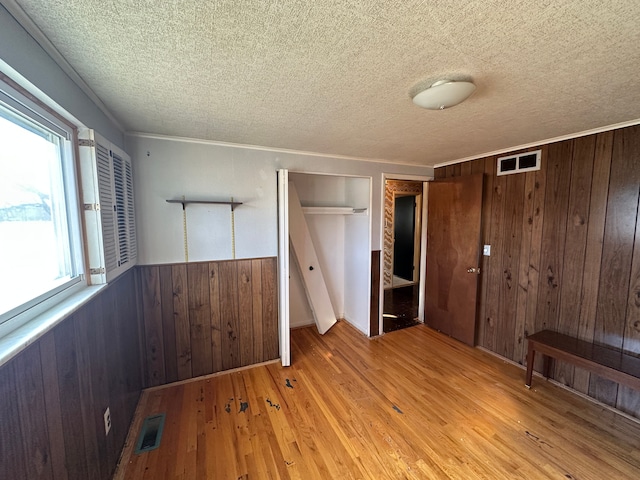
(104, 407, 111, 436)
(483, 245, 491, 256)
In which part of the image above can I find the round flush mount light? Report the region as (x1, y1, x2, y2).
(412, 80, 476, 110)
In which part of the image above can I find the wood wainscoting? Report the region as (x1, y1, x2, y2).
(435, 124, 640, 419)
(137, 257, 279, 388)
(0, 268, 142, 480)
(370, 250, 381, 336)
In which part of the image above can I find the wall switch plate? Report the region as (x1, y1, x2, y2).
(104, 407, 111, 436)
(483, 245, 491, 256)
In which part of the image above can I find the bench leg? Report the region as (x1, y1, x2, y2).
(525, 343, 535, 388)
(542, 355, 552, 379)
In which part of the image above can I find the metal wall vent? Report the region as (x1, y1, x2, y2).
(497, 150, 541, 176)
(135, 413, 166, 454)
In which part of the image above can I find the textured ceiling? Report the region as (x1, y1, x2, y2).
(9, 0, 640, 166)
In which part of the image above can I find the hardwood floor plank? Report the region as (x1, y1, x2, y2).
(118, 322, 640, 479)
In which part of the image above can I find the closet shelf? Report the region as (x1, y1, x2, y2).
(301, 206, 367, 215)
(166, 199, 243, 211)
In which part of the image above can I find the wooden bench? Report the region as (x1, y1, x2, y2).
(525, 330, 640, 391)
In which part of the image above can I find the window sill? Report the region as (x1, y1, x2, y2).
(0, 284, 107, 368)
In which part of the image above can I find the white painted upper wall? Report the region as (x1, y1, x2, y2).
(128, 134, 433, 264)
(0, 6, 123, 147)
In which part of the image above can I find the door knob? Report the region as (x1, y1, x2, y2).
(467, 267, 480, 274)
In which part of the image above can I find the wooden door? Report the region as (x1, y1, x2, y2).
(393, 195, 416, 280)
(425, 173, 483, 346)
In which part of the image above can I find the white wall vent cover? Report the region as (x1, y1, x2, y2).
(496, 150, 541, 176)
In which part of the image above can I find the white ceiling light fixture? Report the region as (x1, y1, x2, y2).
(412, 80, 476, 110)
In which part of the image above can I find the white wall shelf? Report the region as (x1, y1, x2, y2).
(301, 206, 367, 215)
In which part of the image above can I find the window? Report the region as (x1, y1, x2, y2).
(0, 79, 83, 328)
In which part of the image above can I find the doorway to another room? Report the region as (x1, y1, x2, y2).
(383, 179, 425, 333)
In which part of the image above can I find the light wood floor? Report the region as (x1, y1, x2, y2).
(116, 322, 640, 479)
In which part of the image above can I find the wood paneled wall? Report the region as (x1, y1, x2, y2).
(0, 269, 142, 480)
(435, 124, 640, 418)
(137, 257, 279, 387)
(370, 250, 381, 336)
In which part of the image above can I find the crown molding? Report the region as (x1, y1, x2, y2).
(434, 118, 640, 169)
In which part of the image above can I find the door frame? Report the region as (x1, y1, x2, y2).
(277, 169, 291, 366)
(380, 173, 433, 335)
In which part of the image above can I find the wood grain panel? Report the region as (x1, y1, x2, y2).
(523, 150, 548, 371)
(251, 259, 264, 363)
(38, 333, 69, 480)
(446, 163, 461, 178)
(172, 264, 192, 380)
(574, 131, 613, 393)
(238, 259, 255, 366)
(73, 311, 103, 480)
(554, 136, 595, 385)
(0, 357, 28, 477)
(219, 260, 241, 370)
(477, 157, 495, 347)
(483, 171, 506, 351)
(81, 299, 110, 479)
(160, 265, 178, 383)
(188, 262, 213, 377)
(12, 345, 53, 479)
(208, 262, 223, 373)
(370, 250, 381, 337)
(470, 158, 485, 175)
(97, 288, 122, 476)
(513, 171, 537, 364)
(496, 172, 526, 359)
(55, 316, 90, 480)
(434, 125, 640, 419)
(140, 266, 166, 386)
(262, 257, 280, 360)
(535, 140, 573, 336)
